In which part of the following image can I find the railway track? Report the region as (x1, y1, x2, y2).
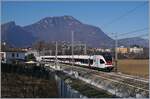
(44, 62, 149, 93)
(54, 63, 149, 92)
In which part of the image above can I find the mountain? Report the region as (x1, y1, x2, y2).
(1, 16, 148, 48)
(118, 37, 149, 48)
(1, 21, 36, 48)
(24, 15, 114, 48)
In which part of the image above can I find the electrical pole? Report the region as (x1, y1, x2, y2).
(62, 43, 65, 55)
(115, 33, 118, 72)
(62, 48, 65, 55)
(71, 31, 74, 72)
(49, 50, 52, 56)
(55, 41, 58, 68)
(84, 44, 87, 55)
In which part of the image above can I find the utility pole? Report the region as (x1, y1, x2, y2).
(71, 31, 74, 72)
(115, 33, 118, 72)
(84, 44, 87, 55)
(49, 50, 52, 56)
(62, 48, 65, 55)
(62, 43, 65, 55)
(55, 41, 58, 68)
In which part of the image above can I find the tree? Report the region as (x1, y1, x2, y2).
(32, 40, 46, 52)
(25, 54, 36, 61)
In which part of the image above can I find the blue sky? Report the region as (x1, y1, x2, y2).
(1, 1, 149, 39)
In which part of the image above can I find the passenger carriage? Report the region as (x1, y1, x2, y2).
(38, 55, 114, 72)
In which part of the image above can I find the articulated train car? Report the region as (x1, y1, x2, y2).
(38, 55, 114, 71)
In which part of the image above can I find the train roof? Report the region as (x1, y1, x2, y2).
(40, 55, 104, 59)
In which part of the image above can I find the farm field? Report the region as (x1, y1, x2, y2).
(117, 59, 149, 79)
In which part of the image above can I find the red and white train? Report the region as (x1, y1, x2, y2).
(38, 54, 114, 72)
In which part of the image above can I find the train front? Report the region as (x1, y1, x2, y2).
(103, 53, 114, 71)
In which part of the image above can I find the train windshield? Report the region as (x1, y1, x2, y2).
(102, 53, 112, 62)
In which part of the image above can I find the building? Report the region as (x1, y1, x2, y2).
(95, 48, 112, 52)
(1, 49, 26, 64)
(0, 52, 6, 63)
(26, 49, 39, 57)
(104, 49, 111, 52)
(129, 47, 143, 54)
(117, 46, 128, 54)
(95, 48, 104, 52)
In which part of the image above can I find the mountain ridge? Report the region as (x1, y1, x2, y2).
(1, 15, 149, 48)
(118, 37, 149, 48)
(23, 15, 114, 48)
(1, 21, 36, 47)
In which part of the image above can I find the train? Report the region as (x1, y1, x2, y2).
(37, 54, 114, 72)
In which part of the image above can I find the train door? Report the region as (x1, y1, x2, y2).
(99, 59, 106, 68)
(93, 55, 98, 67)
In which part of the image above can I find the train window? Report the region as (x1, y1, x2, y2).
(79, 59, 83, 63)
(17, 53, 19, 57)
(100, 59, 105, 64)
(58, 58, 61, 60)
(67, 58, 71, 61)
(83, 59, 87, 64)
(79, 59, 82, 62)
(79, 59, 87, 64)
(82, 59, 85, 63)
(12, 53, 15, 57)
(76, 59, 80, 62)
(74, 59, 77, 62)
(90, 59, 93, 64)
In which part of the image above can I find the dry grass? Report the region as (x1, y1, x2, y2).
(1, 72, 58, 98)
(117, 59, 149, 79)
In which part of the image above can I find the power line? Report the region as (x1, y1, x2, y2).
(126, 33, 148, 38)
(107, 27, 148, 39)
(101, 2, 147, 28)
(118, 33, 148, 43)
(117, 27, 148, 36)
(118, 33, 148, 48)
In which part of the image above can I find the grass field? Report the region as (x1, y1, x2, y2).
(117, 59, 149, 79)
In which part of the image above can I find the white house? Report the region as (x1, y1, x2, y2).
(0, 49, 26, 64)
(95, 48, 105, 52)
(0, 52, 6, 63)
(95, 48, 111, 52)
(25, 49, 39, 57)
(129, 47, 143, 54)
(104, 49, 111, 52)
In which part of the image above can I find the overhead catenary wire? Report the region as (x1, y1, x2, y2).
(119, 33, 148, 39)
(118, 33, 148, 44)
(117, 27, 148, 36)
(101, 2, 147, 28)
(107, 27, 149, 39)
(101, 2, 147, 39)
(107, 32, 148, 48)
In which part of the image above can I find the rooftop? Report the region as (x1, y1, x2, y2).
(1, 48, 27, 52)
